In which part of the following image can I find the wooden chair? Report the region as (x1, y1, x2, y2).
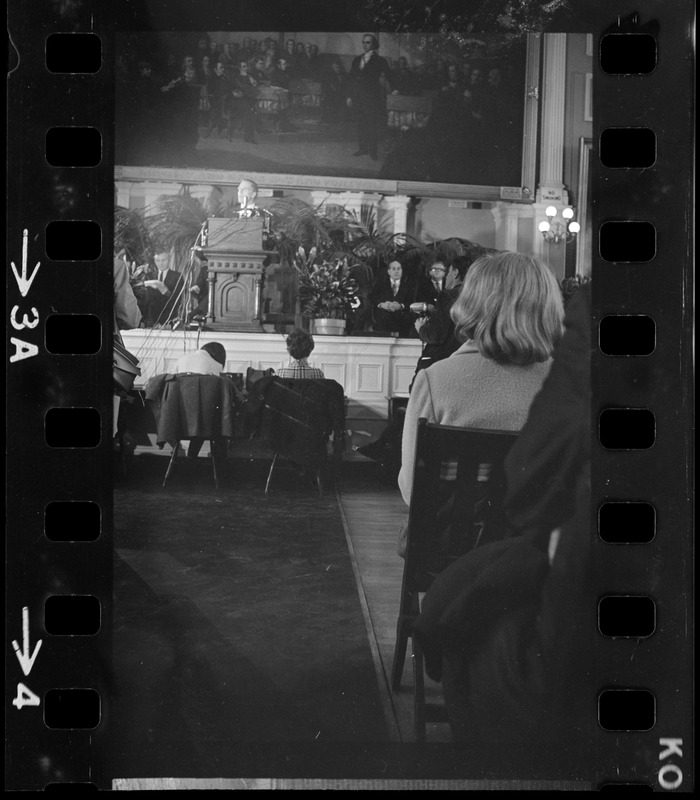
(390, 418, 518, 741)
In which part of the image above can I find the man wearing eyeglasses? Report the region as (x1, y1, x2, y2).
(347, 33, 398, 161)
(412, 256, 472, 380)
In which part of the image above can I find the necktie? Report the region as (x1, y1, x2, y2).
(392, 281, 399, 296)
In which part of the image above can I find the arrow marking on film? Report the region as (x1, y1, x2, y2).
(10, 229, 41, 297)
(11, 606, 43, 677)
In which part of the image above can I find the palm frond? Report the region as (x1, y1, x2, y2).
(144, 190, 208, 267)
(115, 206, 152, 264)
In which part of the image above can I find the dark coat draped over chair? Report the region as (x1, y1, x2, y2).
(259, 378, 346, 467)
(145, 373, 239, 447)
(243, 376, 346, 494)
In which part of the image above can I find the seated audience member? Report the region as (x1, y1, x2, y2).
(413, 283, 592, 772)
(412, 255, 471, 379)
(149, 251, 186, 325)
(114, 251, 143, 331)
(399, 250, 565, 505)
(394, 56, 418, 95)
(369, 259, 412, 337)
(413, 259, 447, 312)
(355, 255, 470, 473)
(175, 342, 227, 458)
(271, 57, 291, 90)
(175, 341, 226, 376)
(321, 60, 349, 122)
(113, 251, 143, 438)
(250, 56, 270, 85)
(277, 328, 325, 379)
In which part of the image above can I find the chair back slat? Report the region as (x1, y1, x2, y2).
(390, 418, 519, 728)
(405, 419, 518, 580)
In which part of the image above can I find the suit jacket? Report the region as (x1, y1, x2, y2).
(232, 71, 259, 103)
(159, 268, 185, 321)
(348, 52, 393, 110)
(416, 283, 463, 365)
(369, 277, 412, 335)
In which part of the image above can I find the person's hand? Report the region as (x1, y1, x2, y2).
(391, 89, 399, 95)
(346, 97, 352, 108)
(388, 301, 402, 312)
(414, 317, 427, 332)
(232, 90, 243, 98)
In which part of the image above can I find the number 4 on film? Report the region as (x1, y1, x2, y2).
(10, 606, 43, 710)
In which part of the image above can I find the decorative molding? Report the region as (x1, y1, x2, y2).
(490, 203, 531, 251)
(356, 363, 384, 393)
(382, 194, 412, 235)
(576, 137, 593, 277)
(393, 364, 416, 395)
(120, 329, 423, 422)
(537, 33, 568, 202)
(521, 32, 542, 200)
(584, 73, 593, 122)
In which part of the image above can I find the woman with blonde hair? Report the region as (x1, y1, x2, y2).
(398, 251, 564, 504)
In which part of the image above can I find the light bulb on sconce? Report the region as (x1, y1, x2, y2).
(539, 205, 579, 244)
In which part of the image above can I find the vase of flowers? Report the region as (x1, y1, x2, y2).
(293, 246, 361, 334)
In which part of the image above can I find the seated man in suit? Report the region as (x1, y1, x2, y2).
(143, 250, 186, 326)
(277, 328, 325, 379)
(175, 342, 227, 458)
(369, 259, 412, 337)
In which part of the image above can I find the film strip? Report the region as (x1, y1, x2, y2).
(5, 0, 693, 791)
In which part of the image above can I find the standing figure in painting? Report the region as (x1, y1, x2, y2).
(206, 61, 231, 138)
(232, 60, 260, 144)
(347, 34, 397, 161)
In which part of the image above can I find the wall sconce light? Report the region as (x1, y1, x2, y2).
(538, 205, 581, 244)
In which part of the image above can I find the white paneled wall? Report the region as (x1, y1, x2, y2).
(122, 329, 423, 443)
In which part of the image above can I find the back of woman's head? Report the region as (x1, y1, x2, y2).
(286, 328, 315, 360)
(450, 251, 564, 365)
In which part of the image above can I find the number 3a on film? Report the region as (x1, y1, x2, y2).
(9, 228, 41, 363)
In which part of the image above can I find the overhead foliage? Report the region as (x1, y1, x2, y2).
(357, 0, 570, 49)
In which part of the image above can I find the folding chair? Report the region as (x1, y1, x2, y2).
(257, 378, 346, 497)
(153, 374, 238, 489)
(390, 418, 518, 740)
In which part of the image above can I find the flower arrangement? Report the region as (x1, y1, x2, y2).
(560, 274, 591, 306)
(293, 247, 362, 320)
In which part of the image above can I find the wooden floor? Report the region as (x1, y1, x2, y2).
(126, 439, 449, 743)
(335, 461, 451, 743)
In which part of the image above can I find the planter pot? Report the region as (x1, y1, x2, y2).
(313, 318, 346, 336)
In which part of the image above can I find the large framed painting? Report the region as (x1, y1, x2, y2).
(115, 30, 537, 200)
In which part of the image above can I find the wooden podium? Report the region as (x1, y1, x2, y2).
(201, 216, 266, 331)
